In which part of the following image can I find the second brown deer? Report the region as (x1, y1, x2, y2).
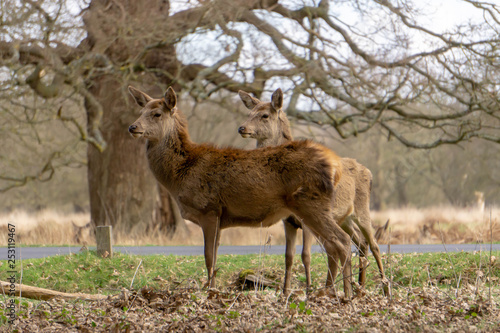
(128, 86, 354, 299)
(238, 88, 389, 295)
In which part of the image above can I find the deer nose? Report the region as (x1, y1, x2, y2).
(238, 126, 245, 134)
(129, 125, 137, 133)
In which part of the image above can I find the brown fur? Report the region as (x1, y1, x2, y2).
(238, 88, 389, 295)
(128, 86, 353, 298)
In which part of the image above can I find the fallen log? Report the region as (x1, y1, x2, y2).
(0, 281, 107, 301)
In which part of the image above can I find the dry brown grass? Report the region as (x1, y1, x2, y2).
(1, 206, 498, 246)
(1, 210, 92, 246)
(372, 206, 500, 244)
(0, 209, 289, 247)
(113, 221, 288, 247)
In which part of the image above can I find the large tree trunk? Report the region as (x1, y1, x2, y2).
(84, 0, 186, 234)
(86, 76, 154, 230)
(86, 77, 185, 233)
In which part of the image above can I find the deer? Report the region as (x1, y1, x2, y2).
(128, 86, 354, 299)
(238, 88, 389, 295)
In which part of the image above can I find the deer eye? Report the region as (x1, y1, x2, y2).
(261, 114, 269, 119)
(153, 113, 161, 118)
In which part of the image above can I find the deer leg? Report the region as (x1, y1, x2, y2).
(354, 212, 389, 296)
(201, 213, 221, 288)
(323, 232, 352, 299)
(283, 217, 298, 295)
(297, 209, 352, 300)
(357, 237, 369, 287)
(301, 227, 313, 293)
(340, 216, 368, 287)
(324, 249, 338, 288)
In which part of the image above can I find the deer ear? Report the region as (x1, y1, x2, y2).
(163, 86, 177, 111)
(271, 88, 283, 111)
(128, 86, 152, 107)
(239, 90, 260, 110)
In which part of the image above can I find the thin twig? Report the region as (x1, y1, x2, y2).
(19, 239, 23, 301)
(474, 258, 483, 297)
(432, 224, 456, 300)
(126, 292, 139, 313)
(437, 222, 458, 282)
(0, 277, 6, 303)
(455, 273, 461, 298)
(259, 228, 272, 293)
(426, 265, 433, 288)
(130, 259, 143, 290)
(226, 293, 241, 313)
(407, 253, 415, 302)
(388, 226, 393, 302)
(256, 222, 263, 294)
(488, 207, 492, 304)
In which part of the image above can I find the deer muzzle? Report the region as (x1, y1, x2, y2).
(128, 124, 144, 138)
(238, 126, 252, 138)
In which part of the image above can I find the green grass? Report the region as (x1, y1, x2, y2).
(385, 251, 499, 288)
(1, 250, 499, 295)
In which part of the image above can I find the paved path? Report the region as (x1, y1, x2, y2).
(2, 243, 499, 260)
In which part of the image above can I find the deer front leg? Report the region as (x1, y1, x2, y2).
(283, 217, 298, 295)
(201, 213, 221, 288)
(325, 250, 338, 289)
(331, 234, 353, 300)
(302, 227, 313, 292)
(323, 236, 352, 300)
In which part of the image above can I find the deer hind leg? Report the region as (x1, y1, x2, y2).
(283, 216, 298, 295)
(353, 212, 389, 296)
(357, 236, 369, 287)
(201, 212, 222, 288)
(340, 215, 368, 287)
(296, 208, 352, 300)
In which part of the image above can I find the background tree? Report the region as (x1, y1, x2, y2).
(1, 0, 499, 234)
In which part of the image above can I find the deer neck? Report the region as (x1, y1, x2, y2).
(256, 122, 294, 148)
(256, 136, 288, 148)
(146, 127, 193, 193)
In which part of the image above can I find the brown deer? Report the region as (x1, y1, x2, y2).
(128, 86, 354, 298)
(238, 88, 389, 295)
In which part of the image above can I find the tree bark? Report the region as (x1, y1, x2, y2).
(0, 281, 107, 301)
(84, 0, 186, 234)
(86, 76, 160, 231)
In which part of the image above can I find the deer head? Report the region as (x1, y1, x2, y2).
(128, 86, 178, 142)
(238, 88, 292, 147)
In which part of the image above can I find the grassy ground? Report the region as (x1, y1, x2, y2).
(2, 250, 499, 294)
(1, 250, 499, 331)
